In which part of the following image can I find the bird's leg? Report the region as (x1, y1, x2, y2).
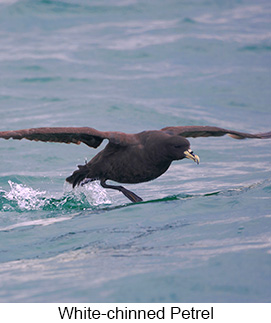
(100, 179, 143, 203)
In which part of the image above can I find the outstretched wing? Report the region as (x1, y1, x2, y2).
(161, 126, 271, 140)
(0, 127, 134, 148)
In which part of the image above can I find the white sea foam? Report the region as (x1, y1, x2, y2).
(4, 180, 47, 211)
(2, 180, 112, 212)
(64, 181, 112, 206)
(0, 216, 73, 231)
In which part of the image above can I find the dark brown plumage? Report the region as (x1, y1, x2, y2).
(0, 126, 270, 202)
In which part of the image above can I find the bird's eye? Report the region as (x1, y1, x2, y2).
(174, 145, 182, 148)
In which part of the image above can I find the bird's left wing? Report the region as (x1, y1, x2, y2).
(0, 127, 134, 148)
(161, 126, 271, 139)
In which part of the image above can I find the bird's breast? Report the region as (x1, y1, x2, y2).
(102, 148, 171, 184)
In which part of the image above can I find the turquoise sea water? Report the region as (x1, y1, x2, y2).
(0, 0, 271, 302)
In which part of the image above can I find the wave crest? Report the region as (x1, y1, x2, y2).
(0, 180, 112, 212)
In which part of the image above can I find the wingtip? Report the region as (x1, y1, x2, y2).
(259, 131, 271, 139)
(228, 131, 271, 140)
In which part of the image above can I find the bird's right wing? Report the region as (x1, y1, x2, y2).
(161, 126, 271, 140)
(0, 127, 135, 148)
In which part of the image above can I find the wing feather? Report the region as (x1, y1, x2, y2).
(161, 126, 271, 139)
(0, 127, 134, 148)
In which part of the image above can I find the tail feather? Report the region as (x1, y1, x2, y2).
(66, 164, 90, 188)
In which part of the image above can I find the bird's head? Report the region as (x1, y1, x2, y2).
(166, 136, 200, 164)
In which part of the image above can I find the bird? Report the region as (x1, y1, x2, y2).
(0, 126, 270, 202)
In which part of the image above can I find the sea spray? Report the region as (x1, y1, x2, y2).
(4, 180, 47, 211)
(0, 180, 112, 212)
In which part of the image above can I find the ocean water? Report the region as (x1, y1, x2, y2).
(0, 0, 271, 303)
